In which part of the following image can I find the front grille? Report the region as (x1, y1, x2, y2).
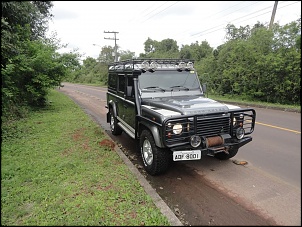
(165, 114, 230, 146)
(196, 115, 230, 137)
(164, 109, 256, 148)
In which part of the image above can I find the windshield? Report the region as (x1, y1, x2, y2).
(139, 70, 201, 91)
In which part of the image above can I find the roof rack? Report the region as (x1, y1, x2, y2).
(108, 58, 195, 71)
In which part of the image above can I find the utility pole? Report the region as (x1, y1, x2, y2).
(104, 31, 119, 62)
(269, 1, 278, 29)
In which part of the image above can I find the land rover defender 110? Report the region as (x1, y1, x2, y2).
(106, 59, 256, 175)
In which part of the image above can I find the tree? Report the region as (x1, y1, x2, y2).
(141, 38, 179, 58)
(179, 41, 213, 61)
(225, 23, 252, 41)
(1, 1, 81, 119)
(143, 37, 158, 54)
(197, 19, 300, 104)
(1, 1, 53, 67)
(179, 44, 191, 59)
(119, 50, 135, 61)
(97, 45, 115, 64)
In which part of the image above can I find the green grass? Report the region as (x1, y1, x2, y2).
(207, 94, 300, 113)
(1, 89, 170, 226)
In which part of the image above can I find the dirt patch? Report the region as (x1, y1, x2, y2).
(99, 138, 115, 150)
(72, 128, 86, 141)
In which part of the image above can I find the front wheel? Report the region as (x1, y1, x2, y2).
(214, 148, 238, 160)
(140, 130, 171, 175)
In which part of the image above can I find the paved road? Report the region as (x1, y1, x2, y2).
(58, 83, 301, 226)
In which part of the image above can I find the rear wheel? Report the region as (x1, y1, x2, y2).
(214, 148, 238, 160)
(109, 108, 122, 135)
(140, 130, 171, 175)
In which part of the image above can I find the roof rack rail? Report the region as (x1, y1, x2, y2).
(108, 58, 195, 71)
(109, 58, 194, 65)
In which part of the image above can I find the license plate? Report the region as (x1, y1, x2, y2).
(173, 150, 201, 161)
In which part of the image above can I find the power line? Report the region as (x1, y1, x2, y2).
(142, 1, 180, 23)
(191, 1, 264, 37)
(141, 1, 170, 19)
(127, 1, 169, 23)
(178, 1, 299, 46)
(173, 1, 252, 37)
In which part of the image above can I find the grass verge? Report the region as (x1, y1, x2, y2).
(207, 94, 300, 113)
(1, 89, 170, 226)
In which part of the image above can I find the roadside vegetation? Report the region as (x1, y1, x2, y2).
(67, 19, 301, 108)
(207, 94, 301, 113)
(2, 2, 300, 124)
(1, 2, 300, 225)
(1, 89, 170, 226)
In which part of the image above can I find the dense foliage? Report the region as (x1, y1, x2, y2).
(2, 1, 300, 122)
(1, 1, 81, 120)
(198, 21, 301, 105)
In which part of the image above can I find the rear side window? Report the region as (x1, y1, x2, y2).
(108, 74, 117, 89)
(118, 75, 125, 93)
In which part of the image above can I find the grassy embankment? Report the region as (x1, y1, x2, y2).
(1, 89, 170, 226)
(208, 94, 300, 113)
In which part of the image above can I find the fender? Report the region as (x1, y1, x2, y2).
(138, 118, 164, 148)
(107, 100, 117, 123)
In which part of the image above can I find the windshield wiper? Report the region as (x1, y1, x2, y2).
(170, 85, 190, 91)
(142, 86, 166, 92)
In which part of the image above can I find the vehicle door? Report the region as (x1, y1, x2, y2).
(123, 76, 136, 130)
(116, 74, 126, 123)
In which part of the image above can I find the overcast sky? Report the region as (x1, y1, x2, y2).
(47, 1, 301, 59)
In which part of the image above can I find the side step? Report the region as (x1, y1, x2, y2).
(117, 122, 135, 139)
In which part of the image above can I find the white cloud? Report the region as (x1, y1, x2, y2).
(47, 1, 301, 60)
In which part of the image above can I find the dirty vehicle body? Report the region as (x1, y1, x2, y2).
(106, 59, 256, 175)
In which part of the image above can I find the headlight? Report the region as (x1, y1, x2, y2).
(233, 117, 237, 126)
(178, 62, 186, 70)
(141, 61, 149, 70)
(233, 114, 244, 126)
(235, 127, 245, 139)
(150, 61, 158, 70)
(190, 135, 201, 148)
(173, 123, 183, 134)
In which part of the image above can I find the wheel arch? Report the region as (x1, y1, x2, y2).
(107, 100, 117, 122)
(138, 121, 164, 148)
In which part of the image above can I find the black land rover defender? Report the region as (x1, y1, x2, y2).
(106, 59, 256, 175)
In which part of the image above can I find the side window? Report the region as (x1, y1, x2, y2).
(118, 74, 125, 94)
(126, 77, 134, 98)
(127, 77, 134, 87)
(108, 74, 117, 90)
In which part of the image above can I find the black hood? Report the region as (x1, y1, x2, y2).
(142, 95, 240, 115)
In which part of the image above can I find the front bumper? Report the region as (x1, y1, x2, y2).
(171, 136, 252, 156)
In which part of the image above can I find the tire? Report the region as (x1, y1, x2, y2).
(140, 130, 171, 175)
(109, 108, 122, 135)
(214, 148, 238, 160)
